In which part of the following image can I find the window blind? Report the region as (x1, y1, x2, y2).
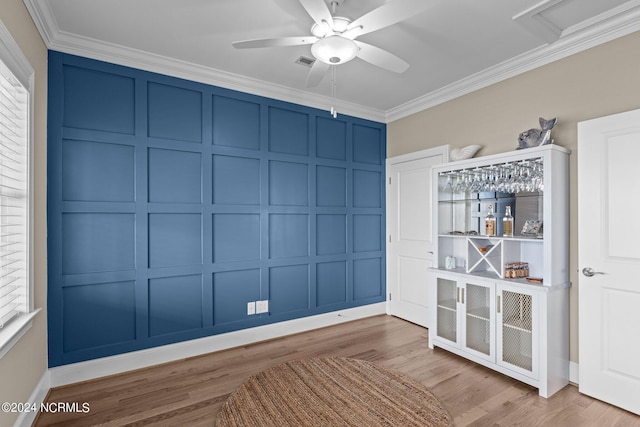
(0, 59, 28, 329)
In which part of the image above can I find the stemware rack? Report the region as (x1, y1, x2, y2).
(439, 157, 544, 194)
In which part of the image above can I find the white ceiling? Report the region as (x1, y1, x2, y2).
(23, 0, 640, 122)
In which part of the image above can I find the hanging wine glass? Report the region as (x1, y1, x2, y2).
(483, 169, 491, 192)
(497, 164, 509, 193)
(470, 168, 482, 193)
(515, 162, 528, 193)
(440, 171, 455, 192)
(524, 162, 537, 192)
(454, 170, 471, 193)
(533, 159, 544, 192)
(489, 166, 500, 192)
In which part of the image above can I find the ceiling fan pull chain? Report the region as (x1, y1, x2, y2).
(331, 65, 338, 118)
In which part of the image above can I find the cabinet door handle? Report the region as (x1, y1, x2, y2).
(461, 288, 465, 304)
(496, 295, 501, 314)
(456, 287, 460, 303)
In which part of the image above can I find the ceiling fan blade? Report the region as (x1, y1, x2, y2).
(341, 26, 364, 40)
(347, 0, 429, 36)
(306, 60, 330, 87)
(298, 0, 334, 28)
(355, 41, 409, 73)
(232, 36, 318, 49)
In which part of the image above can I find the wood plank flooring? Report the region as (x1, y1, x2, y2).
(34, 315, 640, 426)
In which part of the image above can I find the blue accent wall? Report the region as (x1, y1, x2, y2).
(47, 51, 386, 367)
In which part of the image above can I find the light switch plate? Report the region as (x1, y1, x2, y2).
(247, 301, 256, 315)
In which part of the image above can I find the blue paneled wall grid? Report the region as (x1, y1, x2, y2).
(47, 52, 386, 367)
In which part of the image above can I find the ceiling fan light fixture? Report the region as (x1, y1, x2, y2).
(311, 35, 358, 65)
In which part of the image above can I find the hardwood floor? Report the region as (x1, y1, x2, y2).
(34, 315, 640, 426)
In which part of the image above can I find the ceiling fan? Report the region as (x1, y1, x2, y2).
(232, 0, 429, 87)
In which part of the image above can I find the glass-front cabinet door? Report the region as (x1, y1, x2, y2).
(435, 275, 496, 363)
(463, 280, 495, 362)
(435, 277, 458, 344)
(497, 283, 539, 379)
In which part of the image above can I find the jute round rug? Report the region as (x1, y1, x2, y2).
(216, 357, 452, 427)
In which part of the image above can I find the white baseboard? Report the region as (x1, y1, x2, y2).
(14, 370, 50, 427)
(49, 303, 386, 388)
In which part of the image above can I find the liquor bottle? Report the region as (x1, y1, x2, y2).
(503, 205, 514, 237)
(485, 204, 496, 236)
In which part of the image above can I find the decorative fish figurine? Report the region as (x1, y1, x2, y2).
(517, 117, 557, 150)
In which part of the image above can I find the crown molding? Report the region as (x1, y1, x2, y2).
(22, 0, 385, 122)
(22, 0, 56, 47)
(23, 0, 640, 124)
(0, 12, 35, 87)
(385, 3, 640, 122)
(54, 31, 386, 122)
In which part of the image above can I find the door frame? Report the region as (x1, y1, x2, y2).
(385, 145, 449, 320)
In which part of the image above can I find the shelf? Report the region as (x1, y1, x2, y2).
(438, 197, 478, 203)
(438, 294, 458, 310)
(437, 304, 456, 314)
(438, 182, 544, 253)
(439, 234, 543, 242)
(502, 317, 533, 333)
(431, 268, 558, 291)
(503, 236, 543, 242)
(466, 306, 490, 321)
(439, 233, 479, 238)
(439, 236, 544, 248)
(437, 191, 541, 201)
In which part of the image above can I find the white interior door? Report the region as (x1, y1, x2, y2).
(387, 147, 448, 327)
(578, 109, 640, 415)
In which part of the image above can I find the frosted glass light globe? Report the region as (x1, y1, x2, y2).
(311, 36, 358, 65)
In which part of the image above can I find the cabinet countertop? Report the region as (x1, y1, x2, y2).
(429, 267, 571, 290)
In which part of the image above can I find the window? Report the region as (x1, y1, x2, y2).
(0, 59, 29, 325)
(0, 20, 37, 358)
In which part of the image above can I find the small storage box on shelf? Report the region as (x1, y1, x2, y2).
(429, 144, 570, 398)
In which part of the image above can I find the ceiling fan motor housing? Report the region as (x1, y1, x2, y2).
(311, 16, 351, 38)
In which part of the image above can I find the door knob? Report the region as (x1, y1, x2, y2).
(582, 267, 604, 277)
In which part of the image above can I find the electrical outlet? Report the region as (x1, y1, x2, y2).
(247, 301, 256, 315)
(256, 300, 269, 314)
